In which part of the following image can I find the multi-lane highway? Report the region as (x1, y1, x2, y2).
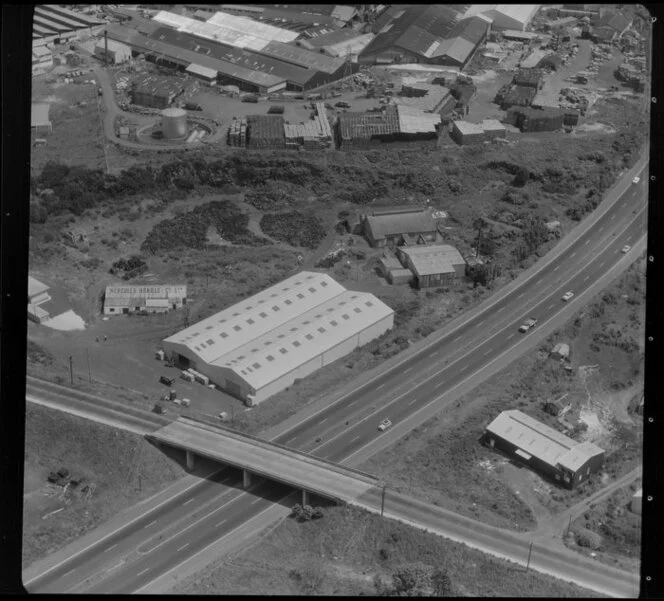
(25, 164, 648, 595)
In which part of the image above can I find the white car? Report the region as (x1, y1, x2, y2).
(378, 419, 392, 432)
(562, 291, 574, 302)
(621, 245, 632, 253)
(632, 176, 640, 184)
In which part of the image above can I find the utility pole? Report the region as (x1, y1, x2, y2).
(526, 541, 533, 572)
(86, 349, 92, 383)
(69, 355, 74, 385)
(381, 484, 387, 517)
(104, 29, 108, 67)
(566, 515, 572, 537)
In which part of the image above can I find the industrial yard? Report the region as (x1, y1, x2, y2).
(22, 3, 649, 597)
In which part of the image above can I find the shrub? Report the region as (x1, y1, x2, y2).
(259, 211, 326, 249)
(575, 528, 602, 550)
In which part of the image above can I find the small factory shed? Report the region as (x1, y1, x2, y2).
(163, 272, 394, 406)
(451, 120, 484, 145)
(362, 206, 439, 248)
(631, 488, 642, 515)
(94, 39, 132, 64)
(104, 285, 187, 315)
(397, 244, 466, 288)
(131, 74, 185, 109)
(379, 253, 413, 285)
(31, 102, 52, 134)
(28, 276, 51, 324)
(484, 409, 605, 489)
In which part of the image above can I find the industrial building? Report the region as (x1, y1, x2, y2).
(31, 102, 52, 135)
(163, 272, 394, 406)
(360, 5, 490, 70)
(33, 4, 105, 47)
(463, 4, 540, 31)
(32, 45, 53, 76)
(395, 84, 457, 115)
(247, 115, 286, 149)
(506, 106, 567, 132)
(131, 73, 186, 109)
(484, 409, 605, 489)
(396, 244, 466, 288)
(300, 28, 376, 60)
(103, 285, 187, 315)
(631, 488, 642, 515)
(28, 276, 51, 324)
(94, 39, 132, 64)
(379, 254, 413, 285)
(450, 119, 506, 145)
(362, 206, 439, 248)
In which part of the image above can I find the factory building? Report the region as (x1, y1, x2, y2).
(103, 285, 187, 315)
(28, 276, 52, 324)
(31, 102, 52, 135)
(450, 119, 505, 145)
(360, 5, 490, 70)
(94, 39, 132, 64)
(362, 206, 439, 248)
(130, 73, 185, 109)
(484, 409, 605, 489)
(395, 84, 457, 115)
(32, 45, 53, 76)
(163, 272, 394, 406)
(299, 28, 376, 60)
(463, 5, 540, 31)
(247, 115, 286, 150)
(506, 106, 567, 132)
(396, 245, 467, 288)
(33, 5, 105, 46)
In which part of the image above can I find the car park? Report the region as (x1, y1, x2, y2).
(518, 317, 538, 333)
(378, 419, 392, 432)
(562, 291, 574, 301)
(632, 176, 640, 184)
(621, 245, 632, 253)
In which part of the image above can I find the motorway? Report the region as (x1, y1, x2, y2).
(25, 166, 648, 595)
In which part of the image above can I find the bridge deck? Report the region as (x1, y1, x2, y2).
(147, 418, 379, 503)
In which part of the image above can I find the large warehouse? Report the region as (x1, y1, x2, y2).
(484, 410, 605, 489)
(33, 4, 105, 47)
(163, 272, 394, 406)
(463, 5, 540, 31)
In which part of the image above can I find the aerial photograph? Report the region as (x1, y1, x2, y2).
(22, 3, 650, 596)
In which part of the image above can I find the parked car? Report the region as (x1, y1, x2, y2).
(159, 375, 175, 386)
(378, 419, 392, 432)
(562, 291, 574, 301)
(632, 176, 640, 184)
(242, 95, 259, 103)
(335, 101, 351, 109)
(184, 102, 202, 111)
(518, 317, 538, 333)
(621, 245, 632, 253)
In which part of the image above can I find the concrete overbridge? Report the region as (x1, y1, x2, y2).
(146, 417, 380, 506)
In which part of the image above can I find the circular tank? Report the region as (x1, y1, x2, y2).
(161, 107, 187, 139)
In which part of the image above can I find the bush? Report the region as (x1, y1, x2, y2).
(260, 211, 326, 249)
(575, 528, 602, 550)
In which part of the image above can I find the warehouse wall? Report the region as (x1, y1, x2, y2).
(358, 314, 394, 345)
(321, 335, 360, 365)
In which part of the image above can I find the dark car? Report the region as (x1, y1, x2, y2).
(335, 101, 351, 108)
(184, 102, 203, 111)
(242, 95, 259, 103)
(159, 375, 175, 386)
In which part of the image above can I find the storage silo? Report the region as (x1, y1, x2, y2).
(161, 107, 187, 139)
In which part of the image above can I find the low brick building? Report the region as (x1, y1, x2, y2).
(362, 206, 439, 248)
(396, 244, 466, 289)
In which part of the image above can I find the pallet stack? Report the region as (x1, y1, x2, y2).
(227, 118, 247, 147)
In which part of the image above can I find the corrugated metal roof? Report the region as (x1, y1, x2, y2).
(486, 410, 604, 471)
(185, 62, 218, 79)
(366, 211, 437, 240)
(260, 40, 345, 73)
(400, 244, 465, 276)
(164, 272, 346, 365)
(216, 290, 393, 390)
(396, 104, 441, 134)
(206, 10, 299, 44)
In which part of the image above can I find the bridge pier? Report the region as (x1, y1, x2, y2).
(302, 490, 310, 506)
(243, 468, 251, 488)
(186, 450, 195, 471)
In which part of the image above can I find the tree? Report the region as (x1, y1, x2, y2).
(312, 506, 324, 519)
(390, 563, 434, 596)
(302, 504, 314, 521)
(512, 166, 530, 187)
(431, 568, 454, 597)
(291, 503, 303, 520)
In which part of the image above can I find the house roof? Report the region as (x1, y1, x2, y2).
(399, 244, 466, 276)
(365, 211, 437, 240)
(28, 276, 50, 298)
(396, 104, 441, 134)
(486, 409, 605, 471)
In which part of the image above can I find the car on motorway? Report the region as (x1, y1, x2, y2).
(621, 245, 632, 253)
(632, 176, 640, 184)
(378, 419, 392, 432)
(518, 317, 538, 333)
(562, 291, 575, 301)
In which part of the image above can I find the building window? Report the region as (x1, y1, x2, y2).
(252, 362, 261, 369)
(293, 341, 301, 347)
(266, 355, 275, 361)
(342, 314, 350, 320)
(272, 305, 280, 311)
(297, 293, 305, 299)
(320, 281, 328, 287)
(220, 332, 228, 339)
(354, 307, 362, 313)
(284, 299, 292, 305)
(247, 318, 255, 325)
(234, 325, 241, 331)
(308, 287, 316, 293)
(305, 334, 313, 340)
(260, 312, 267, 318)
(206, 339, 214, 345)
(279, 348, 288, 354)
(330, 320, 338, 326)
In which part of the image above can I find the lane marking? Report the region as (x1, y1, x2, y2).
(103, 544, 117, 553)
(177, 543, 190, 552)
(547, 303, 556, 310)
(63, 569, 76, 578)
(452, 336, 461, 343)
(138, 568, 150, 577)
(611, 214, 615, 219)
(599, 226, 604, 232)
(585, 240, 590, 245)
(347, 400, 356, 407)
(251, 497, 262, 505)
(517, 293, 525, 299)
(216, 519, 227, 528)
(476, 320, 484, 326)
(496, 305, 505, 312)
(145, 520, 157, 529)
(506, 333, 515, 340)
(284, 436, 297, 445)
(535, 278, 543, 285)
(483, 348, 493, 356)
(435, 381, 446, 390)
(376, 383, 385, 391)
(429, 350, 438, 358)
(459, 365, 469, 373)
(570, 252, 576, 258)
(320, 417, 328, 424)
(584, 275, 590, 282)
(404, 367, 412, 374)
(350, 435, 361, 443)
(408, 398, 418, 405)
(553, 265, 560, 271)
(183, 498, 194, 506)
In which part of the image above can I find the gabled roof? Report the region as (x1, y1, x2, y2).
(365, 211, 437, 240)
(595, 10, 632, 33)
(399, 244, 465, 276)
(28, 276, 49, 298)
(486, 410, 604, 471)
